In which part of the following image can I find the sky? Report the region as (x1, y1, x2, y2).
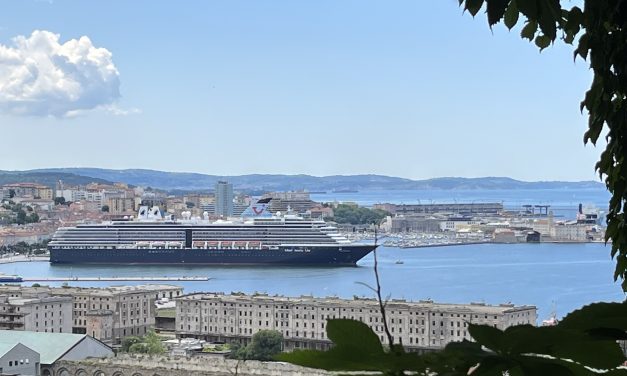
(0, 0, 603, 181)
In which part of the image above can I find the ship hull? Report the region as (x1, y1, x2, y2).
(48, 245, 376, 266)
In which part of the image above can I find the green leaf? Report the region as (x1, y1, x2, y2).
(326, 319, 383, 353)
(520, 20, 537, 41)
(516, 0, 538, 19)
(559, 301, 627, 334)
(537, 0, 559, 40)
(487, 0, 509, 26)
(553, 340, 625, 369)
(503, 0, 519, 29)
(535, 35, 551, 50)
(468, 324, 505, 352)
(464, 0, 485, 16)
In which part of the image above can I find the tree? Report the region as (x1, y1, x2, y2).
(54, 197, 66, 205)
(16, 210, 26, 225)
(121, 336, 141, 352)
(330, 204, 389, 225)
(232, 330, 283, 361)
(8, 189, 15, 199)
(122, 331, 165, 354)
(101, 205, 109, 212)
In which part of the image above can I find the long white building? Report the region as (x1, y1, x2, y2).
(175, 292, 536, 352)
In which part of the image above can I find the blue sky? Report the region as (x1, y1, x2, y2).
(0, 0, 601, 181)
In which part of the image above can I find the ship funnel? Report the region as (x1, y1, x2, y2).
(138, 206, 149, 219)
(241, 198, 273, 218)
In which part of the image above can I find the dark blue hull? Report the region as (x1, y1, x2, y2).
(48, 245, 376, 266)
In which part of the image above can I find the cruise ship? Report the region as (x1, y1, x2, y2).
(48, 200, 376, 266)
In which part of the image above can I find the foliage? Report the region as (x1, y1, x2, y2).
(328, 204, 389, 225)
(0, 202, 40, 225)
(54, 197, 66, 205)
(231, 330, 283, 361)
(458, 0, 627, 290)
(121, 331, 165, 354)
(101, 205, 109, 212)
(0, 241, 49, 256)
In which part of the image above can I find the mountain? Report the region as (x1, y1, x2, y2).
(0, 170, 114, 188)
(24, 168, 605, 192)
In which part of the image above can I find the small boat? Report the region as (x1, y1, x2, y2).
(395, 260, 404, 265)
(0, 274, 23, 283)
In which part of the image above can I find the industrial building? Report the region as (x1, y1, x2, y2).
(374, 202, 503, 216)
(0, 330, 113, 375)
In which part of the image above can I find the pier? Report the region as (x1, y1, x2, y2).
(22, 276, 210, 282)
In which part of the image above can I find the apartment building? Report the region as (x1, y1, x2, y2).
(106, 197, 136, 214)
(0, 294, 72, 333)
(0, 284, 183, 345)
(1, 183, 53, 200)
(175, 293, 536, 352)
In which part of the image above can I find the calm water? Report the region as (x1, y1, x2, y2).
(1, 243, 623, 321)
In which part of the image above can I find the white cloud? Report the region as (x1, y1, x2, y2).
(0, 30, 122, 117)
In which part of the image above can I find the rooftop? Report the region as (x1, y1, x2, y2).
(0, 330, 107, 364)
(177, 292, 535, 314)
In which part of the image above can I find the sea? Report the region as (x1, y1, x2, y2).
(311, 188, 612, 219)
(1, 188, 622, 322)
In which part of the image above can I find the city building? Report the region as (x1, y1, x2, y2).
(261, 191, 317, 214)
(0, 330, 113, 375)
(306, 205, 334, 220)
(553, 223, 591, 241)
(439, 217, 481, 232)
(1, 183, 54, 201)
(0, 285, 183, 345)
(107, 197, 136, 214)
(0, 294, 72, 333)
(0, 342, 40, 376)
(388, 215, 443, 233)
(214, 181, 233, 217)
(175, 292, 536, 352)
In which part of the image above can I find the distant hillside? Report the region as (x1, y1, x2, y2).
(28, 168, 605, 192)
(0, 170, 114, 188)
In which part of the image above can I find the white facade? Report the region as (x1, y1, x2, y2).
(553, 224, 589, 241)
(0, 295, 72, 334)
(439, 219, 480, 232)
(176, 293, 536, 351)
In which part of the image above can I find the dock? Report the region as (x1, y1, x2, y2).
(22, 276, 210, 282)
